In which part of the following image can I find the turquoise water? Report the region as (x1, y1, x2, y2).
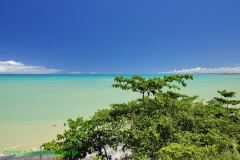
(0, 74, 240, 152)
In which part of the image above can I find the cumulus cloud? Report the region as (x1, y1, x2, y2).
(0, 60, 61, 74)
(164, 66, 240, 74)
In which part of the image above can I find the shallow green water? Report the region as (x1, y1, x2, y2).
(0, 74, 239, 152)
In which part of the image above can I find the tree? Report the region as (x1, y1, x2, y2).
(214, 90, 240, 108)
(112, 75, 148, 104)
(112, 75, 193, 104)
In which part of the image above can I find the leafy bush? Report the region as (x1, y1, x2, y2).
(42, 75, 240, 160)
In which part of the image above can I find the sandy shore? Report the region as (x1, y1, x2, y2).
(229, 104, 240, 109)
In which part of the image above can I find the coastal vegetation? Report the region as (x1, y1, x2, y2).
(214, 90, 240, 108)
(43, 75, 240, 160)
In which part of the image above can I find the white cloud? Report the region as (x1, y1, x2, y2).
(0, 60, 61, 74)
(164, 66, 240, 74)
(69, 71, 82, 74)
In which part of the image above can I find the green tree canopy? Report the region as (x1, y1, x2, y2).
(112, 75, 193, 104)
(214, 90, 240, 108)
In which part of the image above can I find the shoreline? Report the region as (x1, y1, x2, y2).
(0, 120, 66, 155)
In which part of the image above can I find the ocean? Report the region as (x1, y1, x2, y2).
(0, 74, 239, 152)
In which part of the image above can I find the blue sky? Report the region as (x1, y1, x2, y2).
(0, 0, 240, 74)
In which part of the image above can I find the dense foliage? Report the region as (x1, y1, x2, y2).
(43, 75, 240, 160)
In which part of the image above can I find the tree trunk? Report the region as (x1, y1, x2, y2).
(103, 147, 108, 160)
(142, 92, 145, 104)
